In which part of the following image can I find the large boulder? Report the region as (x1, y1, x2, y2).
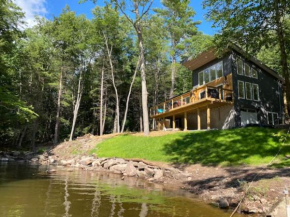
(61, 159, 75, 166)
(110, 164, 127, 174)
(145, 167, 155, 177)
(154, 169, 163, 180)
(124, 162, 137, 177)
(79, 157, 94, 166)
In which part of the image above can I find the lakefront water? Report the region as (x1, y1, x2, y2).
(0, 162, 244, 217)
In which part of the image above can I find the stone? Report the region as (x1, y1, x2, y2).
(38, 155, 46, 161)
(260, 198, 267, 204)
(103, 159, 122, 169)
(137, 170, 146, 178)
(110, 164, 127, 173)
(124, 162, 137, 177)
(252, 195, 261, 201)
(154, 170, 163, 180)
(46, 169, 56, 174)
(31, 158, 39, 162)
(218, 198, 229, 209)
(79, 157, 93, 166)
(61, 159, 75, 166)
(0, 157, 9, 161)
(48, 157, 56, 164)
(137, 162, 147, 170)
(145, 167, 155, 177)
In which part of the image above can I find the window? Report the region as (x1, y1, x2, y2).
(204, 69, 210, 84)
(198, 71, 203, 86)
(245, 82, 252, 100)
(210, 65, 216, 81)
(252, 68, 258, 79)
(245, 63, 251, 77)
(252, 84, 259, 101)
(197, 61, 223, 86)
(237, 59, 243, 75)
(238, 81, 245, 99)
(268, 112, 279, 125)
(216, 61, 223, 78)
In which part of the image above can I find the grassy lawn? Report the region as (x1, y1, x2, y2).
(90, 127, 290, 167)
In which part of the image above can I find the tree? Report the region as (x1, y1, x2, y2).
(203, 0, 290, 113)
(155, 0, 200, 98)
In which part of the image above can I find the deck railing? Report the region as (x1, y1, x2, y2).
(150, 85, 233, 116)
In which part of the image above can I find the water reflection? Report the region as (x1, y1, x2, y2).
(0, 163, 244, 217)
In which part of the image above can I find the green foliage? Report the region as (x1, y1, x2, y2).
(92, 127, 290, 166)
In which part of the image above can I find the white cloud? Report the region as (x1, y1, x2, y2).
(13, 0, 47, 27)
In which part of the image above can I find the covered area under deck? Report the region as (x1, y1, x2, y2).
(153, 100, 235, 131)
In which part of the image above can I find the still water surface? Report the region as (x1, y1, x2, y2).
(0, 163, 244, 217)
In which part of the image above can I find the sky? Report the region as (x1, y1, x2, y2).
(13, 0, 219, 35)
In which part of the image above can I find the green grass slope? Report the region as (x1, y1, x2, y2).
(90, 127, 290, 167)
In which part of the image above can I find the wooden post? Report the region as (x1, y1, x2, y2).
(218, 88, 221, 100)
(207, 106, 211, 130)
(205, 86, 208, 98)
(163, 102, 166, 112)
(171, 99, 173, 110)
(184, 112, 188, 131)
(162, 117, 166, 130)
(197, 108, 201, 130)
(173, 115, 176, 130)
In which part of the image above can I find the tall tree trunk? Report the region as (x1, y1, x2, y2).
(274, 0, 290, 115)
(99, 66, 104, 136)
(31, 121, 37, 152)
(18, 126, 27, 148)
(103, 33, 120, 133)
(153, 59, 160, 130)
(121, 55, 141, 133)
(69, 69, 83, 141)
(134, 3, 150, 136)
(54, 67, 63, 145)
(139, 95, 143, 132)
(170, 54, 176, 98)
(102, 90, 107, 134)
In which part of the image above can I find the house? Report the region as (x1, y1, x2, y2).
(150, 44, 284, 131)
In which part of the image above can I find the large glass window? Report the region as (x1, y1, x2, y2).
(245, 82, 252, 100)
(198, 72, 203, 86)
(238, 81, 245, 99)
(216, 61, 223, 78)
(237, 59, 243, 75)
(197, 61, 223, 86)
(252, 68, 258, 78)
(210, 65, 216, 81)
(252, 84, 259, 101)
(204, 69, 210, 84)
(245, 63, 251, 77)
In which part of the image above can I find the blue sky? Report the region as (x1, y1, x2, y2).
(14, 0, 218, 35)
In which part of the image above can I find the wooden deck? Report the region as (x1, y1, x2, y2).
(150, 75, 234, 131)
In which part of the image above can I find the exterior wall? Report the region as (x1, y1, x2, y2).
(186, 105, 235, 130)
(210, 105, 236, 129)
(231, 51, 284, 126)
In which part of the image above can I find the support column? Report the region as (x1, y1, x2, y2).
(207, 106, 211, 130)
(184, 112, 188, 131)
(173, 115, 176, 130)
(162, 117, 165, 130)
(197, 108, 201, 130)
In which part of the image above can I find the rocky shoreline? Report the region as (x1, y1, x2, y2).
(0, 149, 286, 216)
